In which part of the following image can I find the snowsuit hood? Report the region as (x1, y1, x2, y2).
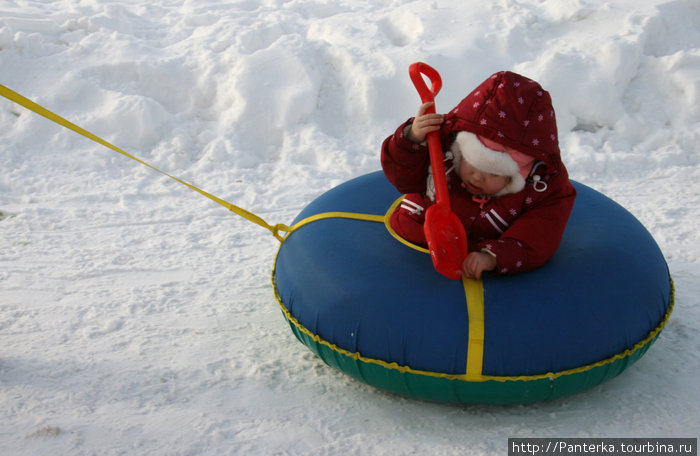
(441, 71, 563, 174)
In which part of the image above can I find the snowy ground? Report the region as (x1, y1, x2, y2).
(1, 0, 699, 454)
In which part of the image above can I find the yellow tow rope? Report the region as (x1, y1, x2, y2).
(0, 84, 293, 242)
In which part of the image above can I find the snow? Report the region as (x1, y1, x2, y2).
(1, 0, 698, 453)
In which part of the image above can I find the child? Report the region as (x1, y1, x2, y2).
(381, 70, 576, 279)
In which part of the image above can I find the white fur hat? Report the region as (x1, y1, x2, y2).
(450, 131, 533, 196)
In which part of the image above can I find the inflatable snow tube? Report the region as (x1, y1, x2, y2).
(272, 171, 673, 404)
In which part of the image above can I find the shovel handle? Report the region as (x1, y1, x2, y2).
(408, 63, 450, 208)
(409, 62, 442, 106)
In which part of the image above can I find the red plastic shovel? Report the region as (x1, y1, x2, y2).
(408, 62, 468, 279)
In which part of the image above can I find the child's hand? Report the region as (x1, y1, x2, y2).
(462, 251, 498, 279)
(406, 102, 444, 144)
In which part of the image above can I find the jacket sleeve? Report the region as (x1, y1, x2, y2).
(380, 119, 431, 194)
(478, 178, 576, 275)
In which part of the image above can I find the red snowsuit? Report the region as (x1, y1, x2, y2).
(381, 71, 576, 275)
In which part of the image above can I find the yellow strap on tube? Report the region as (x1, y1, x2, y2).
(0, 84, 289, 239)
(463, 277, 485, 377)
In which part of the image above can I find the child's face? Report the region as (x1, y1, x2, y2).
(458, 159, 511, 196)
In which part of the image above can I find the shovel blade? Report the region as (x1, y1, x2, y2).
(424, 205, 468, 280)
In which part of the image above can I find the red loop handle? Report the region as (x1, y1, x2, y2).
(409, 62, 442, 107)
(407, 62, 448, 206)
